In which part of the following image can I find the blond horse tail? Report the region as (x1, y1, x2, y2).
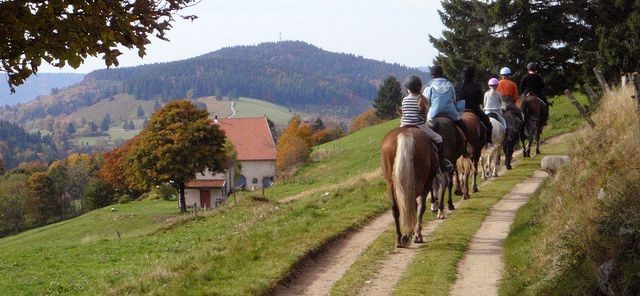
(393, 132, 418, 237)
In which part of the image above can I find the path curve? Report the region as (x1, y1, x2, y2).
(273, 213, 392, 296)
(227, 101, 236, 118)
(450, 170, 547, 295)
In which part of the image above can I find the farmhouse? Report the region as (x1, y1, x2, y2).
(184, 117, 276, 208)
(218, 117, 277, 190)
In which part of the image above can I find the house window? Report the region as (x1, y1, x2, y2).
(252, 177, 258, 184)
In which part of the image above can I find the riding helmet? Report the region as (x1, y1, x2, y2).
(488, 78, 499, 86)
(499, 67, 511, 75)
(527, 62, 537, 71)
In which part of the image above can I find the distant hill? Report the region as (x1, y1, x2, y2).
(0, 120, 59, 169)
(0, 73, 84, 106)
(85, 41, 428, 115)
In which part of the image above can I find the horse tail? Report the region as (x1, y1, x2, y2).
(456, 155, 475, 175)
(393, 132, 418, 236)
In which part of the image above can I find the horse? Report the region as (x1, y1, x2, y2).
(520, 93, 548, 157)
(430, 117, 473, 217)
(501, 96, 525, 170)
(461, 111, 488, 193)
(381, 126, 439, 247)
(480, 116, 506, 179)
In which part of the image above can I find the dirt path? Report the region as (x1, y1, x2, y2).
(273, 132, 574, 296)
(273, 213, 392, 296)
(450, 170, 547, 296)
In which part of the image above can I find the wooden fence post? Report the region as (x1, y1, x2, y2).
(593, 67, 612, 94)
(632, 74, 640, 114)
(582, 83, 600, 105)
(565, 89, 596, 128)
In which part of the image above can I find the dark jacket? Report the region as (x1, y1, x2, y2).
(520, 73, 545, 99)
(456, 80, 484, 111)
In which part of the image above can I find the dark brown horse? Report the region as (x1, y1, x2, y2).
(461, 111, 487, 193)
(430, 117, 472, 216)
(381, 126, 438, 247)
(501, 96, 525, 169)
(520, 94, 548, 157)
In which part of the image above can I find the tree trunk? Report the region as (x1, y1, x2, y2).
(179, 182, 186, 212)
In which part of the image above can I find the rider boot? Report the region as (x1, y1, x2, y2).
(436, 142, 454, 173)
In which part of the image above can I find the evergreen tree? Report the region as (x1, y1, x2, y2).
(136, 105, 145, 118)
(153, 100, 161, 110)
(312, 118, 325, 132)
(101, 114, 111, 131)
(66, 122, 76, 135)
(372, 76, 403, 120)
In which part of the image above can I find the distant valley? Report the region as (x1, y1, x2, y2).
(0, 73, 85, 106)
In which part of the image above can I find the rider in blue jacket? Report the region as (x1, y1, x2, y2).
(424, 65, 467, 135)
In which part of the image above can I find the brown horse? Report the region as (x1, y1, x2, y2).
(461, 111, 487, 193)
(520, 94, 548, 157)
(430, 117, 472, 213)
(381, 126, 438, 247)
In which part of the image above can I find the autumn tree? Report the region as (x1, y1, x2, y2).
(98, 135, 142, 194)
(26, 172, 57, 225)
(276, 116, 314, 173)
(1, 0, 199, 91)
(47, 160, 69, 219)
(66, 153, 98, 214)
(84, 179, 115, 210)
(126, 100, 226, 212)
(372, 76, 403, 120)
(349, 109, 383, 133)
(0, 173, 29, 234)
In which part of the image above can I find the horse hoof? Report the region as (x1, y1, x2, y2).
(473, 187, 479, 193)
(454, 190, 462, 196)
(506, 165, 512, 170)
(414, 236, 424, 244)
(438, 213, 445, 219)
(401, 235, 412, 247)
(448, 204, 455, 211)
(464, 194, 471, 200)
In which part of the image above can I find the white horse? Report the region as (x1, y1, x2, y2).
(480, 117, 506, 179)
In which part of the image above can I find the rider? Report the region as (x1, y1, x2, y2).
(423, 65, 468, 137)
(520, 62, 549, 105)
(400, 75, 453, 173)
(520, 62, 549, 127)
(497, 67, 520, 109)
(455, 65, 493, 144)
(484, 78, 508, 128)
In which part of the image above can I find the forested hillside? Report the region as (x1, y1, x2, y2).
(86, 41, 427, 115)
(0, 120, 59, 169)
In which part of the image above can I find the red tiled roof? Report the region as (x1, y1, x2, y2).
(185, 179, 226, 189)
(217, 117, 276, 161)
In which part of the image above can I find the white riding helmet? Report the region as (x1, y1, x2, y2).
(500, 67, 511, 75)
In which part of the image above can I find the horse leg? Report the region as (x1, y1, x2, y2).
(439, 178, 449, 219)
(536, 130, 541, 155)
(494, 146, 501, 177)
(454, 168, 462, 195)
(414, 194, 426, 243)
(472, 157, 479, 192)
(463, 170, 471, 200)
(388, 185, 404, 248)
(430, 189, 438, 212)
(505, 144, 512, 170)
(447, 175, 455, 210)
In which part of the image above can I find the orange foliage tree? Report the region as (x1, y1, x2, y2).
(276, 116, 314, 173)
(349, 109, 383, 133)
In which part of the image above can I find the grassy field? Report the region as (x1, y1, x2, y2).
(0, 115, 392, 295)
(232, 97, 305, 127)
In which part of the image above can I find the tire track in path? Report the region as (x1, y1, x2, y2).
(450, 170, 547, 296)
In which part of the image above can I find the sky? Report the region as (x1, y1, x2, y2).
(40, 0, 445, 73)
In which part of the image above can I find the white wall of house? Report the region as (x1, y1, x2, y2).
(185, 188, 225, 208)
(239, 160, 276, 190)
